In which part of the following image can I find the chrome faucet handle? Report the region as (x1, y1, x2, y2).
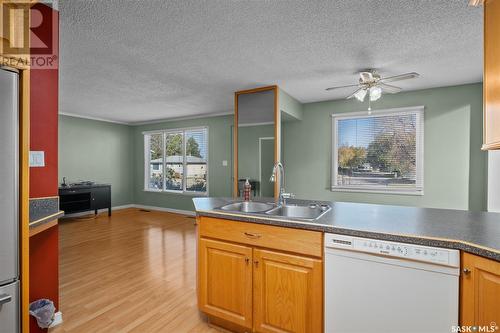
(281, 193, 295, 199)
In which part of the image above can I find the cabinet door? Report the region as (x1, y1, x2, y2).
(198, 238, 253, 329)
(461, 253, 500, 327)
(91, 186, 110, 210)
(483, 0, 500, 150)
(253, 249, 322, 333)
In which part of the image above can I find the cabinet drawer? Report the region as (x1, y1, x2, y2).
(198, 216, 322, 258)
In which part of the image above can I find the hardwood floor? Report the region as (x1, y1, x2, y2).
(50, 208, 218, 333)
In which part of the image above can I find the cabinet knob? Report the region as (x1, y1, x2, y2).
(254, 260, 259, 267)
(245, 258, 250, 265)
(463, 268, 471, 275)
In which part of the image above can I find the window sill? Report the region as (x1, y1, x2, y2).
(330, 187, 424, 196)
(143, 189, 208, 196)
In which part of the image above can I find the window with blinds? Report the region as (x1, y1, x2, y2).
(331, 107, 424, 194)
(144, 127, 208, 194)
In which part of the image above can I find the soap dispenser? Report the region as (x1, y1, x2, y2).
(243, 179, 251, 201)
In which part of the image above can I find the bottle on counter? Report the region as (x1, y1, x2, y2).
(244, 179, 251, 201)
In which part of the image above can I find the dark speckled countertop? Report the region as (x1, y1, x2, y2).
(29, 197, 64, 230)
(193, 197, 500, 262)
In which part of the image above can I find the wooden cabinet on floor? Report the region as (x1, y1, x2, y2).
(197, 217, 323, 333)
(198, 238, 253, 329)
(253, 249, 322, 333)
(460, 252, 500, 327)
(483, 0, 500, 150)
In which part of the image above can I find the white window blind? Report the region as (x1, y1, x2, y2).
(331, 107, 424, 194)
(144, 127, 208, 194)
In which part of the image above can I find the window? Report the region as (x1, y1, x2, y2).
(144, 127, 208, 194)
(331, 107, 424, 194)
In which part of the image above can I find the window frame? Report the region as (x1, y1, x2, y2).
(331, 106, 424, 195)
(143, 126, 209, 196)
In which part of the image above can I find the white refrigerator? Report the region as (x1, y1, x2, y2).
(0, 68, 20, 333)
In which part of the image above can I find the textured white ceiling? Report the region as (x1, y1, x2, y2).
(59, 0, 483, 124)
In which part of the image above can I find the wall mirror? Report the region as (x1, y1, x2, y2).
(234, 86, 279, 198)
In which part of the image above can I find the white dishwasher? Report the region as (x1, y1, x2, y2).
(324, 233, 460, 333)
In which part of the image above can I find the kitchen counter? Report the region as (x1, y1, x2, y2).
(29, 196, 60, 222)
(29, 196, 64, 236)
(193, 197, 500, 262)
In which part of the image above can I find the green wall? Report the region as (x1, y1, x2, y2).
(132, 115, 233, 211)
(283, 83, 486, 211)
(59, 83, 486, 212)
(280, 89, 303, 121)
(58, 115, 134, 207)
(238, 124, 274, 181)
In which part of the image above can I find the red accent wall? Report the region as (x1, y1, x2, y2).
(29, 69, 59, 198)
(29, 4, 59, 332)
(29, 4, 59, 198)
(29, 227, 59, 332)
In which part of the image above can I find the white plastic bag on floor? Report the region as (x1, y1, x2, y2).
(29, 299, 55, 328)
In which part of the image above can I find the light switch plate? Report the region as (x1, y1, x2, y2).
(222, 160, 228, 166)
(29, 151, 45, 167)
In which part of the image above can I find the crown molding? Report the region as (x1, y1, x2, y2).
(129, 111, 233, 126)
(59, 110, 234, 126)
(58, 112, 130, 125)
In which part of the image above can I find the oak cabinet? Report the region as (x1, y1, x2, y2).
(460, 252, 500, 327)
(483, 0, 500, 150)
(253, 249, 322, 333)
(197, 217, 323, 333)
(198, 238, 253, 329)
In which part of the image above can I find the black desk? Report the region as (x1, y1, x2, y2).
(59, 184, 111, 216)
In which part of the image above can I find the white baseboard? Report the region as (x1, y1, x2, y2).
(112, 204, 136, 211)
(61, 204, 135, 218)
(61, 211, 97, 218)
(133, 204, 196, 216)
(61, 204, 195, 218)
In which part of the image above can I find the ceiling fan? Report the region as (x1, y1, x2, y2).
(325, 70, 420, 110)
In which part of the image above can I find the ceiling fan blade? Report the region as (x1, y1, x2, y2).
(378, 83, 402, 94)
(325, 83, 360, 91)
(380, 72, 419, 83)
(346, 88, 365, 101)
(359, 71, 373, 83)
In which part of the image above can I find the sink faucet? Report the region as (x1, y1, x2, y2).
(270, 162, 294, 206)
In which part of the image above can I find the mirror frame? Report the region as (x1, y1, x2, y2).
(233, 85, 280, 199)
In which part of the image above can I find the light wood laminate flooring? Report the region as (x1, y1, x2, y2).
(50, 208, 217, 333)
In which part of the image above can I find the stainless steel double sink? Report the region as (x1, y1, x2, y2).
(217, 201, 331, 221)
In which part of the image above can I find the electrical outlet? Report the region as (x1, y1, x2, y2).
(222, 160, 228, 166)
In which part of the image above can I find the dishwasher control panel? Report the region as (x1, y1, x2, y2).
(325, 233, 460, 267)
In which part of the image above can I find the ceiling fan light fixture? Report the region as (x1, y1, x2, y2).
(354, 89, 367, 102)
(369, 86, 382, 101)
